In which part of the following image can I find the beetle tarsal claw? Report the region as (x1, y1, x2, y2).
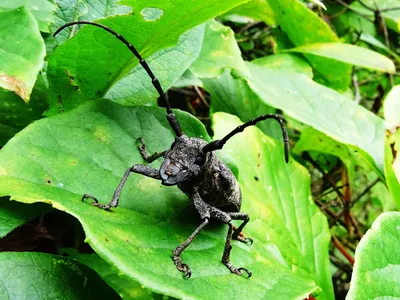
(172, 256, 192, 278)
(237, 267, 252, 278)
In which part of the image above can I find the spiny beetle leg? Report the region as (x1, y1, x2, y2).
(172, 218, 209, 278)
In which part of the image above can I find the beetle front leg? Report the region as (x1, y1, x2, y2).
(82, 164, 160, 210)
(137, 137, 166, 163)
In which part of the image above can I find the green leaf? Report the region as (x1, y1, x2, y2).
(293, 128, 384, 186)
(383, 85, 400, 209)
(384, 134, 400, 209)
(0, 100, 319, 299)
(204, 69, 283, 140)
(360, 33, 400, 63)
(46, 0, 249, 114)
(51, 0, 132, 44)
(0, 252, 120, 299)
(105, 24, 205, 106)
(267, 0, 352, 91)
(347, 212, 400, 299)
(0, 75, 48, 146)
(285, 43, 395, 74)
(190, 20, 249, 79)
(246, 62, 386, 172)
(0, 0, 55, 33)
(212, 113, 334, 300)
(0, 199, 50, 238)
(64, 250, 155, 299)
(0, 7, 45, 102)
(252, 53, 313, 77)
(221, 0, 276, 25)
(384, 85, 400, 128)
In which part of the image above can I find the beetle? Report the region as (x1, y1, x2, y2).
(54, 21, 289, 278)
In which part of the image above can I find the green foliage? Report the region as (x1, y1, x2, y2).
(0, 252, 120, 299)
(46, 0, 249, 115)
(0, 7, 45, 101)
(0, 101, 321, 299)
(267, 0, 352, 91)
(0, 0, 55, 33)
(347, 212, 400, 299)
(2, 0, 400, 298)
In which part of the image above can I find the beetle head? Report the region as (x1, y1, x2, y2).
(160, 135, 209, 186)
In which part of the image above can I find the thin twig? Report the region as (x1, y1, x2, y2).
(351, 178, 380, 207)
(193, 86, 210, 108)
(332, 236, 355, 265)
(334, 0, 373, 21)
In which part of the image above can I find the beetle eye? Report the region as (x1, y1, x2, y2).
(194, 154, 206, 166)
(171, 141, 177, 149)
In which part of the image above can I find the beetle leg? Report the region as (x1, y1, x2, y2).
(221, 221, 252, 278)
(137, 137, 166, 163)
(229, 212, 253, 245)
(208, 207, 252, 278)
(82, 164, 161, 210)
(172, 218, 209, 278)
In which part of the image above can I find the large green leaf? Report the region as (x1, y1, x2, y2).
(105, 24, 205, 106)
(285, 43, 395, 74)
(0, 7, 45, 102)
(190, 20, 249, 79)
(347, 212, 400, 299)
(267, 0, 352, 91)
(0, 252, 120, 299)
(0, 0, 55, 33)
(51, 0, 132, 44)
(46, 0, 249, 115)
(0, 199, 50, 238)
(246, 62, 386, 172)
(212, 113, 333, 300)
(0, 100, 319, 299)
(64, 250, 155, 299)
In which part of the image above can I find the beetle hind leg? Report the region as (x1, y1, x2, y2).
(222, 221, 252, 278)
(230, 212, 253, 245)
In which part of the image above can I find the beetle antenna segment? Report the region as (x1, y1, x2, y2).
(53, 21, 183, 137)
(202, 114, 290, 163)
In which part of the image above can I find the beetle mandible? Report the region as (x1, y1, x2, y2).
(54, 21, 289, 279)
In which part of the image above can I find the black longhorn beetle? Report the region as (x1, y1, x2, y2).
(54, 21, 290, 279)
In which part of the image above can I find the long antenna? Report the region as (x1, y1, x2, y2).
(202, 114, 290, 163)
(54, 21, 183, 136)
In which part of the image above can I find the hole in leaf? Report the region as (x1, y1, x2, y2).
(140, 8, 164, 21)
